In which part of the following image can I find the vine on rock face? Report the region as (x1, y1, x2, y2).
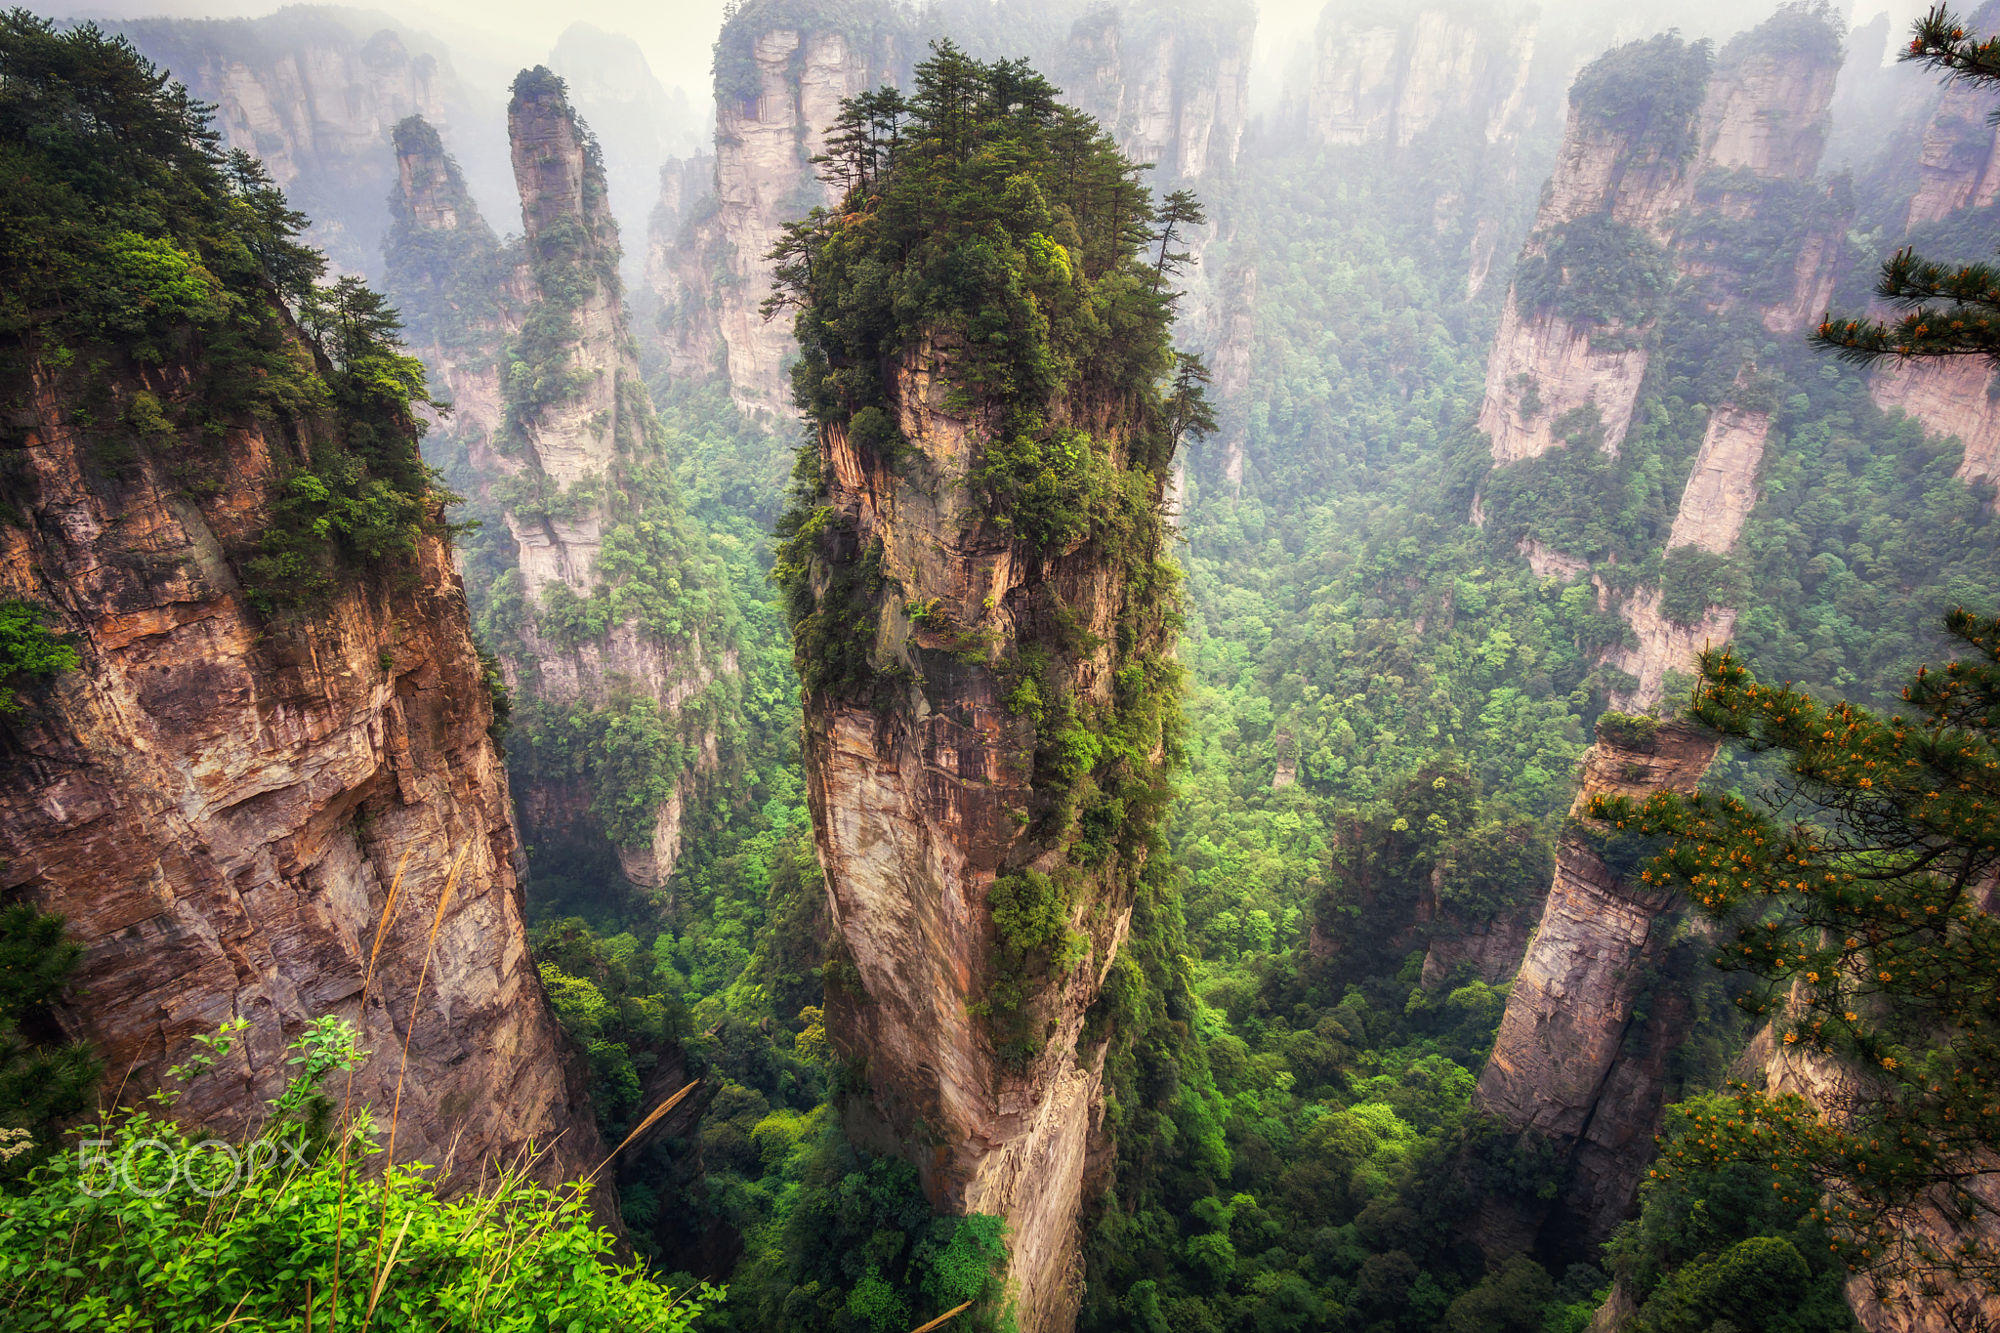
(767, 42, 1208, 1062)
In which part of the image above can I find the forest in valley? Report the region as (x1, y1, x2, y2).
(3, 0, 2000, 1331)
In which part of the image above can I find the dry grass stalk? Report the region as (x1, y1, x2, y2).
(585, 1080, 699, 1185)
(908, 1301, 975, 1332)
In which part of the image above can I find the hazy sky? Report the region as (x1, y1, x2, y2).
(46, 0, 1941, 116)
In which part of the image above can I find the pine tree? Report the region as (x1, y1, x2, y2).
(1818, 6, 2000, 362)
(1593, 613, 2000, 1304)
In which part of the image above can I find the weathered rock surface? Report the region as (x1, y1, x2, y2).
(1904, 0, 2000, 236)
(1474, 722, 1719, 1249)
(644, 0, 1256, 414)
(1665, 402, 1771, 555)
(0, 355, 600, 1185)
(1870, 316, 2000, 498)
(1478, 303, 1650, 464)
(1478, 16, 1843, 465)
(799, 331, 1173, 1333)
(1757, 1029, 2000, 1333)
(1063, 1, 1253, 179)
(387, 84, 735, 890)
(1596, 397, 1768, 711)
(1473, 19, 1827, 1221)
(547, 22, 698, 265)
(1305, 3, 1537, 149)
(121, 11, 475, 276)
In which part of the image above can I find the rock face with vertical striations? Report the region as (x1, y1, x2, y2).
(800, 336, 1173, 1333)
(385, 77, 739, 893)
(775, 58, 1187, 1330)
(1470, 6, 1852, 1254)
(1304, 1, 1538, 150)
(0, 287, 600, 1190)
(648, 6, 896, 415)
(1477, 15, 1845, 467)
(1059, 0, 1255, 182)
(1474, 721, 1719, 1252)
(1863, 4, 2000, 504)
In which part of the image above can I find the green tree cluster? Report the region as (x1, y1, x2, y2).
(0, 12, 447, 614)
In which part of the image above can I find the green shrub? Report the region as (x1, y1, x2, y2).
(1569, 33, 1713, 160)
(1515, 215, 1676, 329)
(1595, 710, 1660, 750)
(0, 1016, 720, 1330)
(0, 602, 78, 712)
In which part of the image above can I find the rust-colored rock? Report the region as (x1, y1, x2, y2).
(0, 357, 601, 1185)
(797, 328, 1176, 1333)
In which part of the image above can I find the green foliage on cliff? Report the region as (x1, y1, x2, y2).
(1514, 216, 1676, 330)
(0, 603, 79, 713)
(383, 116, 516, 356)
(767, 42, 1197, 1058)
(1568, 33, 1713, 161)
(0, 13, 447, 613)
(0, 906, 97, 1180)
(1594, 615, 2000, 1300)
(1608, 1096, 1856, 1333)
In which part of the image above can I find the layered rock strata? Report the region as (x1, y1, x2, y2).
(800, 335, 1176, 1333)
(387, 80, 736, 890)
(0, 334, 599, 1187)
(1474, 722, 1720, 1248)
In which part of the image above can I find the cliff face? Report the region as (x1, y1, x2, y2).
(1471, 10, 1849, 1252)
(649, 19, 890, 415)
(384, 117, 530, 464)
(547, 21, 700, 267)
(0, 343, 599, 1185)
(1305, 3, 1537, 150)
(1863, 5, 2000, 501)
(1061, 2, 1254, 181)
(122, 11, 476, 277)
(1596, 394, 1771, 710)
(803, 344, 1164, 1333)
(1902, 3, 2000, 233)
(388, 80, 737, 891)
(1474, 722, 1719, 1250)
(1477, 22, 1842, 465)
(1474, 73, 1697, 462)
